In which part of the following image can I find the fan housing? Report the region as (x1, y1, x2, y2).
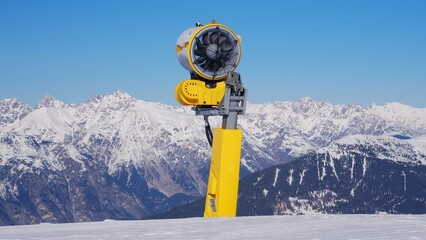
(176, 23, 241, 81)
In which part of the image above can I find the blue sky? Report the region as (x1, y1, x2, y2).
(1, 0, 425, 107)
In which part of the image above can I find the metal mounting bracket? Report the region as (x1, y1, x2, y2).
(192, 72, 247, 119)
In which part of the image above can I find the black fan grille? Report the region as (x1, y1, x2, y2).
(191, 26, 240, 80)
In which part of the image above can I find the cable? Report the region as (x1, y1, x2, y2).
(204, 115, 213, 147)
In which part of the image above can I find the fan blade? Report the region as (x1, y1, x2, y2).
(220, 54, 231, 62)
(195, 56, 206, 64)
(220, 40, 233, 52)
(209, 32, 218, 44)
(196, 38, 207, 49)
(213, 61, 219, 72)
(219, 58, 227, 68)
(202, 59, 210, 70)
(202, 32, 213, 45)
(194, 48, 205, 57)
(218, 36, 227, 45)
(207, 60, 215, 71)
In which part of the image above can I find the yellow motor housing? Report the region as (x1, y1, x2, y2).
(175, 80, 226, 106)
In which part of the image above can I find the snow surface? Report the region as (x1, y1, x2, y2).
(1, 215, 425, 240)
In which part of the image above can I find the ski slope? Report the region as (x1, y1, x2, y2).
(1, 215, 425, 239)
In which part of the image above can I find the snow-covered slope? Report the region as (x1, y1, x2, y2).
(369, 102, 426, 131)
(235, 134, 426, 216)
(0, 215, 425, 240)
(319, 134, 426, 165)
(0, 92, 425, 225)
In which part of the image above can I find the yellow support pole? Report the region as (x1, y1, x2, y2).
(204, 128, 242, 217)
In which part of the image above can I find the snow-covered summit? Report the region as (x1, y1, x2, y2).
(368, 102, 426, 131)
(36, 95, 69, 109)
(0, 98, 32, 127)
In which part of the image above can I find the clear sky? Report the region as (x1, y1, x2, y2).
(1, 0, 425, 108)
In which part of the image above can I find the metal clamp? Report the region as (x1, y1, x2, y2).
(193, 71, 247, 118)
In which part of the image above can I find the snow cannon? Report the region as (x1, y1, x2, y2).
(175, 20, 242, 106)
(173, 20, 247, 218)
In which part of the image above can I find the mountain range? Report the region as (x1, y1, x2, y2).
(149, 134, 426, 219)
(1, 91, 425, 225)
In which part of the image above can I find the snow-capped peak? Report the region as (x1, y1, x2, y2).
(83, 90, 137, 111)
(298, 96, 314, 103)
(368, 102, 426, 131)
(112, 90, 133, 100)
(36, 95, 66, 109)
(0, 98, 32, 127)
(92, 90, 135, 102)
(0, 98, 29, 109)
